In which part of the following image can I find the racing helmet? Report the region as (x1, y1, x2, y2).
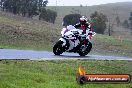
(80, 16, 87, 24)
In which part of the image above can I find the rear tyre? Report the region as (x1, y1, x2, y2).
(78, 42, 92, 56)
(53, 41, 63, 55)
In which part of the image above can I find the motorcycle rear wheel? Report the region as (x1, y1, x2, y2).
(78, 42, 92, 56)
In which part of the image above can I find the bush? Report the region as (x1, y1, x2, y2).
(63, 14, 81, 26)
(90, 11, 107, 34)
(122, 20, 129, 28)
(39, 8, 57, 24)
(129, 12, 132, 30)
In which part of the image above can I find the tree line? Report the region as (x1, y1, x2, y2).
(0, 0, 131, 32)
(63, 11, 132, 34)
(0, 0, 57, 23)
(123, 12, 132, 30)
(63, 12, 107, 34)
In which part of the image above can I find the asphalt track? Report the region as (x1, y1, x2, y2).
(0, 49, 132, 61)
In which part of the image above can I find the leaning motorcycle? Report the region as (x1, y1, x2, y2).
(53, 25, 96, 56)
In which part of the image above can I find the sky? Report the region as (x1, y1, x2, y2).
(47, 0, 132, 6)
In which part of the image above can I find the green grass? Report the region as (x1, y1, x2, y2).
(91, 34, 132, 57)
(94, 34, 132, 50)
(0, 60, 131, 88)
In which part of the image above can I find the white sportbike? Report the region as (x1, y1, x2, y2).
(53, 25, 96, 56)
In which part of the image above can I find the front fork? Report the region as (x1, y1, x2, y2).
(81, 35, 88, 45)
(59, 37, 69, 51)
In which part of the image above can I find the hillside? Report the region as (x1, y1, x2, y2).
(0, 12, 60, 50)
(48, 2, 132, 23)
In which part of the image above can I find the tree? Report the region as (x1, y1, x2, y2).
(0, 0, 58, 23)
(116, 16, 121, 27)
(129, 12, 132, 30)
(122, 20, 129, 28)
(63, 14, 81, 26)
(80, 4, 83, 7)
(90, 11, 107, 34)
(0, 0, 48, 17)
(39, 8, 57, 24)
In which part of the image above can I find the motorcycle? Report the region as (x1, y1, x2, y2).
(53, 25, 96, 56)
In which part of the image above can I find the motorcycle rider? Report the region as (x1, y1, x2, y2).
(74, 16, 93, 40)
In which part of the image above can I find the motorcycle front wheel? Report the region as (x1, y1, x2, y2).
(53, 40, 63, 55)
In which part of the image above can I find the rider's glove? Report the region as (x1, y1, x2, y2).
(81, 34, 86, 40)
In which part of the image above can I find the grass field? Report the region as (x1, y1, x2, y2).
(0, 60, 131, 88)
(91, 34, 132, 57)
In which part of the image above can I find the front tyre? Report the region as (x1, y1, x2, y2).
(53, 41, 63, 55)
(78, 42, 92, 56)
